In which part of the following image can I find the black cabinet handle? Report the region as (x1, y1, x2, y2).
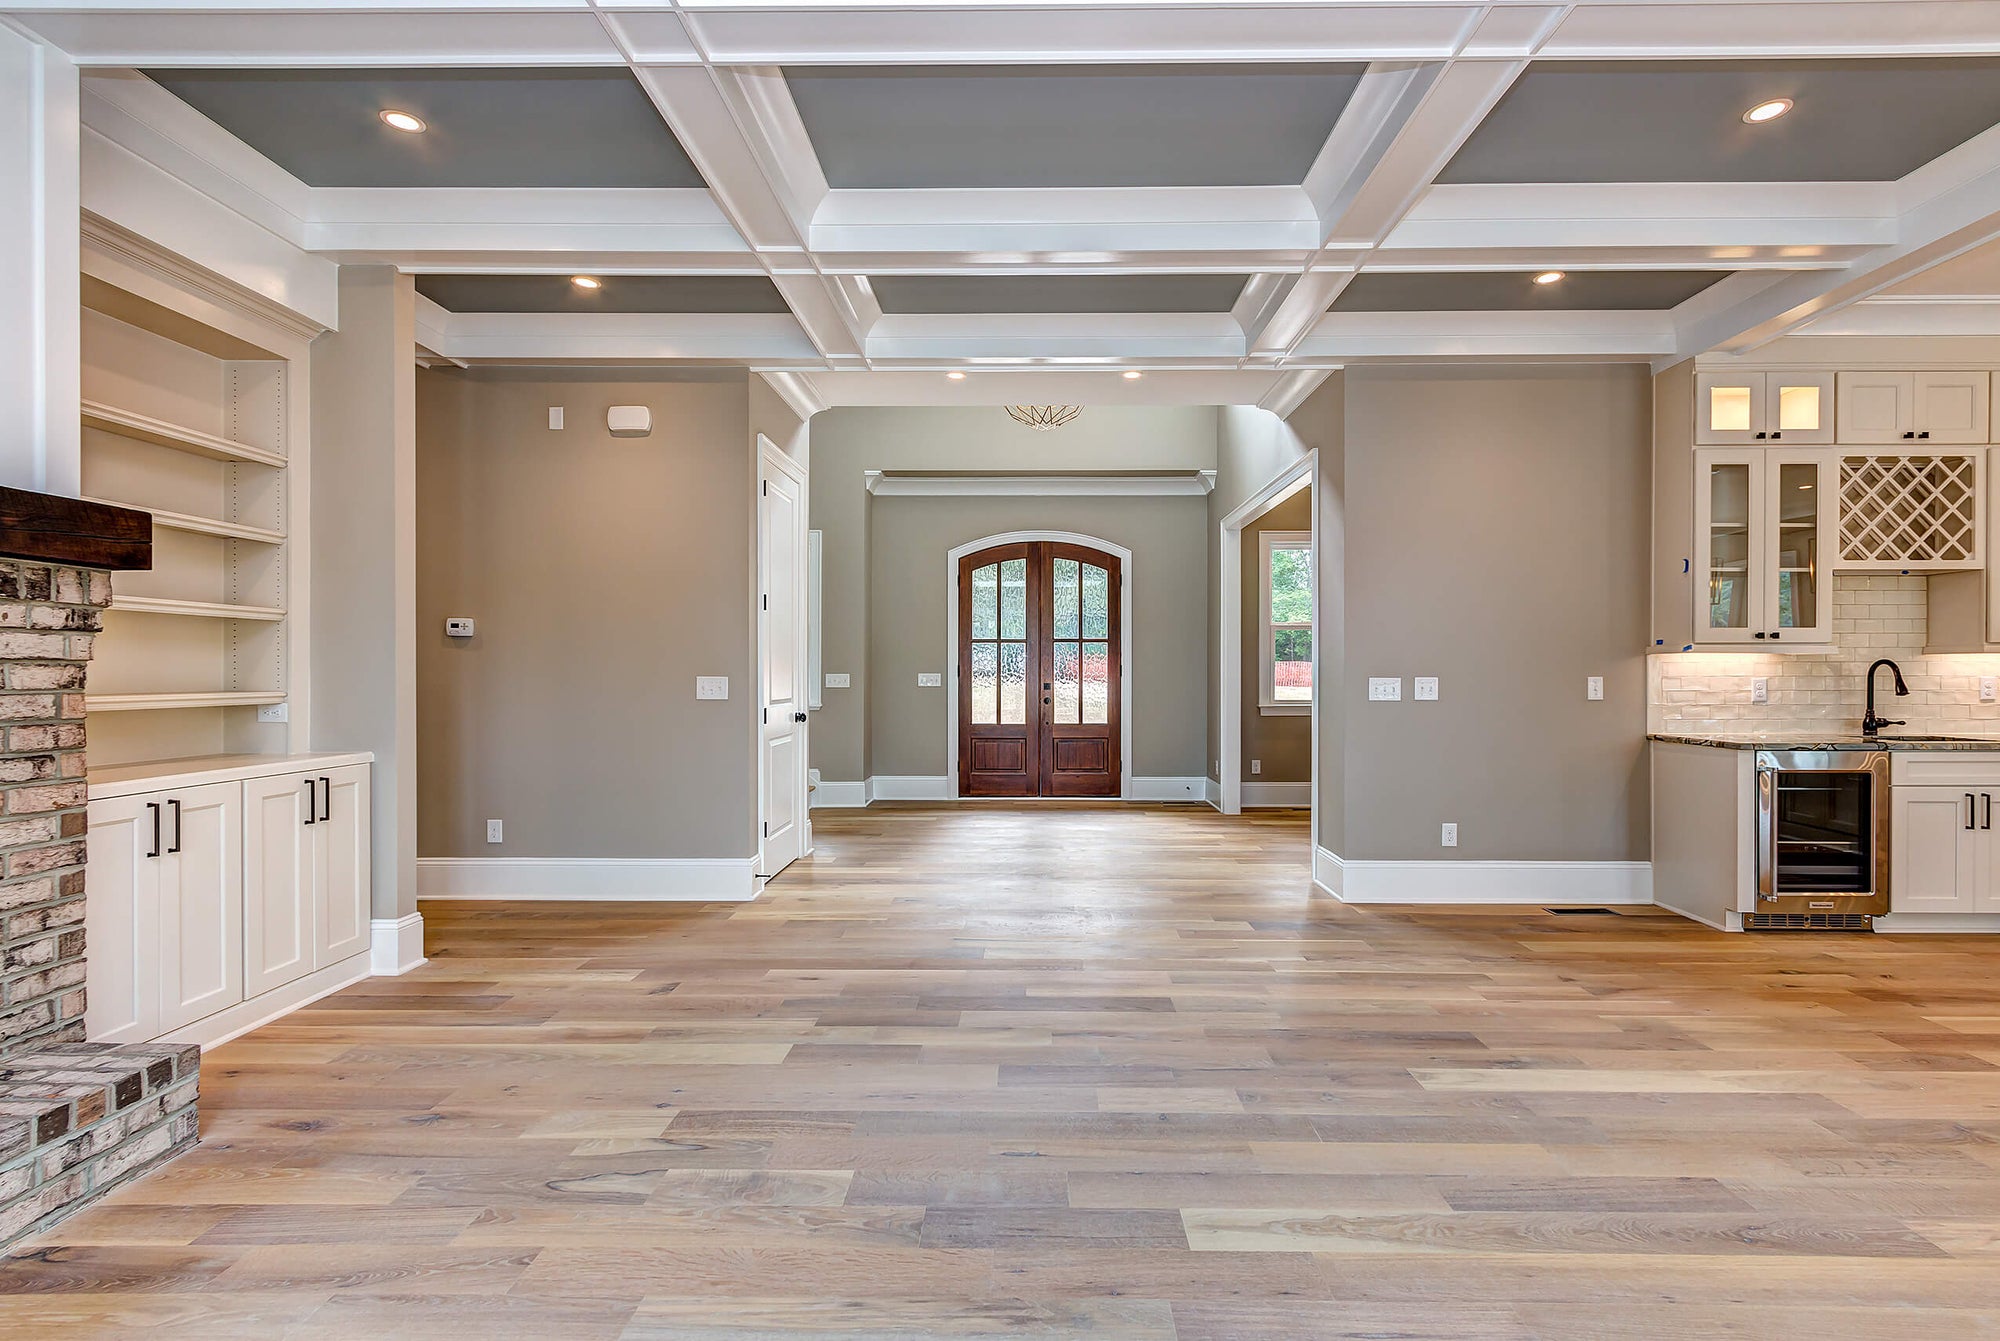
(319, 777, 332, 823)
(1968, 794, 1977, 830)
(1770, 431, 1782, 440)
(1984, 793, 1992, 831)
(167, 798, 181, 854)
(1771, 632, 1782, 640)
(304, 778, 317, 825)
(1755, 431, 1768, 439)
(1754, 632, 1767, 639)
(1919, 431, 1931, 440)
(146, 802, 161, 858)
(1905, 431, 1918, 439)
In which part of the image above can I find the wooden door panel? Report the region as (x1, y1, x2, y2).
(1040, 543, 1121, 797)
(960, 545, 1039, 796)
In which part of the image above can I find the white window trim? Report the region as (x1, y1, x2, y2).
(1260, 530, 1312, 715)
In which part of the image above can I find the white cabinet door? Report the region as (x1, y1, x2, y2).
(1763, 450, 1837, 647)
(1891, 786, 1981, 914)
(1766, 372, 1835, 446)
(83, 793, 163, 1043)
(1696, 373, 1766, 446)
(157, 782, 243, 1034)
(243, 772, 315, 996)
(1693, 450, 1764, 644)
(314, 765, 371, 965)
(1838, 372, 1913, 444)
(1914, 372, 1990, 445)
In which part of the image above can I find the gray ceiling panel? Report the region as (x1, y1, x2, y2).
(1331, 270, 1730, 312)
(786, 64, 1364, 189)
(144, 68, 705, 189)
(415, 274, 791, 314)
(1441, 59, 2000, 184)
(871, 274, 1253, 314)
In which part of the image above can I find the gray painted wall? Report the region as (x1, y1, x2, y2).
(1336, 365, 1650, 862)
(867, 494, 1210, 780)
(808, 405, 1218, 782)
(415, 367, 757, 859)
(309, 266, 417, 919)
(1240, 486, 1313, 784)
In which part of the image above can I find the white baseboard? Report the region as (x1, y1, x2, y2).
(1313, 845, 1344, 897)
(1132, 776, 1208, 803)
(370, 913, 427, 975)
(1316, 854, 1652, 906)
(811, 780, 869, 808)
(869, 775, 954, 801)
(416, 856, 760, 901)
(1242, 781, 1311, 808)
(1874, 913, 2000, 933)
(161, 952, 373, 1052)
(1204, 777, 1221, 809)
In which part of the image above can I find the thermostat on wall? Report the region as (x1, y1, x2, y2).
(445, 618, 475, 638)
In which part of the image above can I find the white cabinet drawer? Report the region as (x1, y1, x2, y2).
(1892, 752, 2000, 786)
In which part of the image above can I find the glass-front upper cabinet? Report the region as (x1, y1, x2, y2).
(1693, 449, 1837, 648)
(1696, 372, 1836, 446)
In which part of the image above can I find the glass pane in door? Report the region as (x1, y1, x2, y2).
(1053, 559, 1079, 639)
(1000, 558, 1027, 639)
(971, 564, 998, 640)
(1082, 642, 1110, 723)
(970, 642, 997, 724)
(1081, 564, 1109, 639)
(1776, 383, 1822, 432)
(1051, 642, 1079, 723)
(1707, 462, 1751, 631)
(999, 641, 1027, 724)
(1709, 385, 1752, 433)
(1775, 462, 1818, 630)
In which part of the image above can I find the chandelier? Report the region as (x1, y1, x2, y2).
(1006, 405, 1083, 431)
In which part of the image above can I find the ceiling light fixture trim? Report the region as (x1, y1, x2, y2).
(379, 109, 426, 133)
(1743, 98, 1794, 124)
(1532, 270, 1566, 285)
(1007, 405, 1083, 432)
(571, 275, 603, 290)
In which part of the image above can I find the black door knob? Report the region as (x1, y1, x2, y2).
(793, 711, 807, 722)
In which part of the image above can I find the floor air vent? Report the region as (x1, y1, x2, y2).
(1743, 912, 1874, 932)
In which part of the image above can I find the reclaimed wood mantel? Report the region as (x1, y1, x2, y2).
(0, 487, 151, 570)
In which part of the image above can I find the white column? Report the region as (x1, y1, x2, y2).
(0, 29, 80, 496)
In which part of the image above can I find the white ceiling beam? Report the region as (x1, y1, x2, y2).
(1257, 367, 1337, 418)
(788, 367, 1299, 409)
(12, 7, 629, 66)
(416, 310, 819, 362)
(866, 313, 1247, 362)
(1297, 309, 1674, 361)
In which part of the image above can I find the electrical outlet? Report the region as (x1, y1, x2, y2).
(918, 672, 942, 687)
(1368, 677, 1402, 701)
(1751, 677, 1769, 704)
(1414, 676, 1439, 701)
(1441, 822, 1458, 848)
(1251, 759, 1261, 775)
(486, 819, 503, 844)
(1983, 676, 1997, 704)
(695, 676, 729, 700)
(548, 406, 564, 430)
(256, 702, 289, 723)
(824, 672, 851, 689)
(1586, 676, 1605, 701)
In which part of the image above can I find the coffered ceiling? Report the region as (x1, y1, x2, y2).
(23, 0, 2000, 414)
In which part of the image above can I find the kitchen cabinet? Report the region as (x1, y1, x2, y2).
(1696, 372, 1835, 446)
(1836, 449, 1984, 571)
(1891, 786, 1999, 914)
(86, 752, 373, 1048)
(84, 781, 244, 1042)
(1692, 448, 1837, 647)
(1837, 371, 1990, 445)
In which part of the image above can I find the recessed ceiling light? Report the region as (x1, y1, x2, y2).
(1122, 371, 1143, 380)
(379, 109, 426, 133)
(1532, 270, 1566, 285)
(570, 275, 602, 290)
(1743, 98, 1793, 124)
(946, 371, 966, 381)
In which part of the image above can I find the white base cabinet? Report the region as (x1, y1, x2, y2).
(86, 753, 372, 1046)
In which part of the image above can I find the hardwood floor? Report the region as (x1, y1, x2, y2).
(10, 803, 2000, 1337)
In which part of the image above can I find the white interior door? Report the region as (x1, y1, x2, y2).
(759, 437, 810, 877)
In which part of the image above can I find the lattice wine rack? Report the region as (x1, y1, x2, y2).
(1838, 452, 1984, 571)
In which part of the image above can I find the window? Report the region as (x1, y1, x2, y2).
(1260, 531, 1312, 713)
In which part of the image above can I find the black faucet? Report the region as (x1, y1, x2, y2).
(1862, 658, 1910, 737)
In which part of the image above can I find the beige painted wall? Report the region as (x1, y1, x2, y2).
(1240, 486, 1313, 784)
(310, 266, 417, 919)
(416, 367, 757, 859)
(867, 494, 1210, 780)
(1337, 365, 1650, 862)
(808, 406, 1218, 782)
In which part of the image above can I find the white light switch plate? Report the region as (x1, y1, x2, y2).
(696, 676, 729, 700)
(1413, 676, 1439, 701)
(1586, 676, 1605, 701)
(1368, 677, 1401, 701)
(824, 673, 850, 689)
(1750, 677, 1768, 704)
(256, 702, 289, 723)
(918, 672, 942, 687)
(1983, 676, 1997, 704)
(548, 406, 564, 430)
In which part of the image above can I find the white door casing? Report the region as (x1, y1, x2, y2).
(759, 435, 810, 876)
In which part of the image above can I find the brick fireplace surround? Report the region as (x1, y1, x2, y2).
(0, 489, 197, 1249)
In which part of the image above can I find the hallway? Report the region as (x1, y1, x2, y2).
(7, 805, 2000, 1337)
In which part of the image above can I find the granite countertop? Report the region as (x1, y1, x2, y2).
(1650, 733, 2000, 752)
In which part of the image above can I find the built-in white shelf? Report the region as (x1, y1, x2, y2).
(111, 596, 286, 622)
(80, 497, 284, 547)
(86, 691, 287, 713)
(81, 401, 285, 469)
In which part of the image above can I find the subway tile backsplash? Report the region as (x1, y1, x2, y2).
(1649, 575, 2000, 736)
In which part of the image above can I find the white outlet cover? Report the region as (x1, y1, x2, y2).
(1413, 676, 1439, 701)
(918, 672, 942, 687)
(1368, 677, 1401, 701)
(1441, 822, 1458, 847)
(695, 676, 729, 700)
(486, 819, 503, 843)
(256, 702, 289, 723)
(1751, 676, 1769, 704)
(824, 672, 851, 689)
(1251, 759, 1261, 775)
(1984, 676, 1998, 703)
(1586, 676, 1605, 701)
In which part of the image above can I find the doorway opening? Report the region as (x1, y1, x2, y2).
(948, 533, 1131, 798)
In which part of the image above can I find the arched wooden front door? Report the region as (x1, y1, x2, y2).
(957, 541, 1122, 797)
